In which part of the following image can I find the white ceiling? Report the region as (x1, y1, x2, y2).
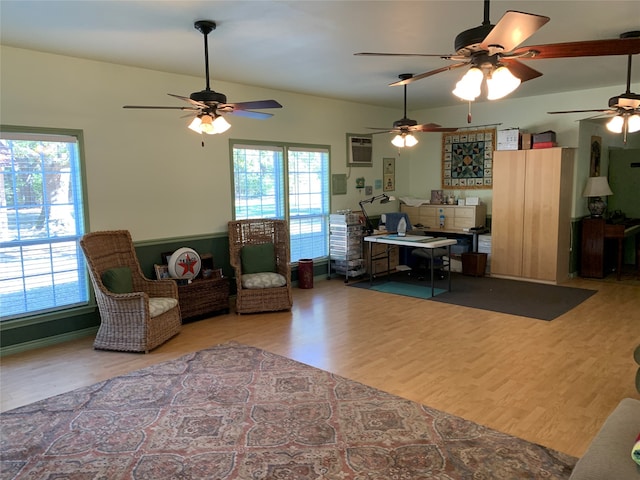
(1, 0, 639, 112)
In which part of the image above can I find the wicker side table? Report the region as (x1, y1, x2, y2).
(177, 277, 230, 321)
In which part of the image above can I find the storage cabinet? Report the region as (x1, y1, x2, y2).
(401, 204, 486, 232)
(368, 242, 399, 276)
(329, 213, 365, 281)
(177, 277, 230, 320)
(491, 147, 575, 284)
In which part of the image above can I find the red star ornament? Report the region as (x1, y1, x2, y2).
(178, 254, 198, 276)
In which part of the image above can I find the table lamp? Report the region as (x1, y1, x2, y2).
(582, 176, 613, 217)
(359, 194, 395, 234)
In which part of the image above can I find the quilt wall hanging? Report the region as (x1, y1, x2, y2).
(442, 128, 495, 189)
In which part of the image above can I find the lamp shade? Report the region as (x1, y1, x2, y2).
(452, 67, 483, 101)
(606, 115, 624, 133)
(582, 176, 613, 217)
(582, 176, 613, 197)
(486, 66, 521, 100)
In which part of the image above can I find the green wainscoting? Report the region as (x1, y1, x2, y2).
(1, 233, 231, 355)
(1, 232, 324, 355)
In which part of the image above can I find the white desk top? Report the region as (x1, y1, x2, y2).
(364, 234, 457, 249)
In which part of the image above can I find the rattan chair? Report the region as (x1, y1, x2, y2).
(80, 230, 182, 353)
(228, 219, 293, 314)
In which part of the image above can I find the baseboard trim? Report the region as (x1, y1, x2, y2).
(0, 327, 98, 357)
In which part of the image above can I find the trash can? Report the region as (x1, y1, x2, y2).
(461, 252, 487, 277)
(298, 259, 314, 288)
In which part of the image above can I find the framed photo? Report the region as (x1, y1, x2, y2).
(430, 189, 444, 205)
(442, 128, 495, 189)
(383, 157, 395, 192)
(154, 264, 170, 280)
(590, 136, 602, 177)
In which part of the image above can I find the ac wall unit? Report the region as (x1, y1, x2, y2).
(347, 134, 373, 167)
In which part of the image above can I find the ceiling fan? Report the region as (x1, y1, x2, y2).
(548, 47, 640, 143)
(123, 20, 282, 140)
(366, 74, 458, 147)
(356, 0, 640, 103)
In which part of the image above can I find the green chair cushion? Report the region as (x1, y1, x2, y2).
(241, 243, 276, 274)
(101, 267, 133, 294)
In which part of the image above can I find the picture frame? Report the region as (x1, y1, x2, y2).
(430, 189, 444, 205)
(161, 251, 173, 265)
(590, 136, 602, 177)
(442, 128, 495, 189)
(154, 264, 170, 280)
(383, 157, 395, 192)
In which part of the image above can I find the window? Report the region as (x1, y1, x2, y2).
(232, 142, 330, 262)
(0, 128, 89, 320)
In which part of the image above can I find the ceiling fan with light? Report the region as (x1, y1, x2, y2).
(356, 0, 640, 108)
(366, 74, 458, 148)
(123, 20, 282, 142)
(549, 38, 640, 143)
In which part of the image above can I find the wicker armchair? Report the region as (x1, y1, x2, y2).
(80, 230, 181, 353)
(228, 219, 293, 314)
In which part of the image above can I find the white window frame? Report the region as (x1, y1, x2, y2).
(0, 126, 90, 321)
(231, 141, 331, 263)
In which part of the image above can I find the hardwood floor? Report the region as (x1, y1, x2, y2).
(1, 273, 639, 459)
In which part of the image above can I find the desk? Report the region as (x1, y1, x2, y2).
(409, 226, 487, 252)
(581, 218, 640, 280)
(364, 235, 457, 297)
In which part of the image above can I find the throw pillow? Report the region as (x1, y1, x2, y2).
(241, 272, 287, 289)
(633, 433, 640, 466)
(241, 243, 276, 274)
(101, 267, 133, 294)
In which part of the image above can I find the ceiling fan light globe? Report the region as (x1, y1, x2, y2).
(199, 114, 215, 134)
(212, 115, 231, 134)
(606, 115, 624, 133)
(391, 134, 406, 148)
(452, 67, 483, 101)
(405, 134, 418, 147)
(188, 116, 203, 133)
(486, 66, 521, 100)
(627, 114, 640, 133)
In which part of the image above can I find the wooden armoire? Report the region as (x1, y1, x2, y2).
(491, 147, 575, 284)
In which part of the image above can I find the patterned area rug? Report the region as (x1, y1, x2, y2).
(1, 343, 576, 479)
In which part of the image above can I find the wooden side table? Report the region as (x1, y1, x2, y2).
(177, 277, 230, 321)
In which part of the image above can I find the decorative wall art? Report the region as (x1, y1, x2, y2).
(383, 157, 395, 192)
(590, 135, 602, 177)
(442, 128, 496, 189)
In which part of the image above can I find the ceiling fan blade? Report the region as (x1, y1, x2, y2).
(122, 105, 199, 111)
(366, 127, 396, 131)
(167, 93, 210, 109)
(548, 108, 613, 114)
(511, 37, 640, 59)
(227, 100, 283, 110)
(501, 58, 543, 82)
(482, 11, 549, 52)
(390, 62, 469, 86)
(228, 110, 274, 119)
(368, 130, 398, 135)
(413, 124, 459, 133)
(355, 52, 447, 57)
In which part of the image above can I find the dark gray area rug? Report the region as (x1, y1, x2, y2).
(350, 272, 597, 321)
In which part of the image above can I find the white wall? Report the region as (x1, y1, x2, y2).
(401, 87, 640, 216)
(2, 45, 638, 240)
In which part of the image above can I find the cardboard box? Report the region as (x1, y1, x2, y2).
(497, 128, 519, 150)
(521, 133, 532, 150)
